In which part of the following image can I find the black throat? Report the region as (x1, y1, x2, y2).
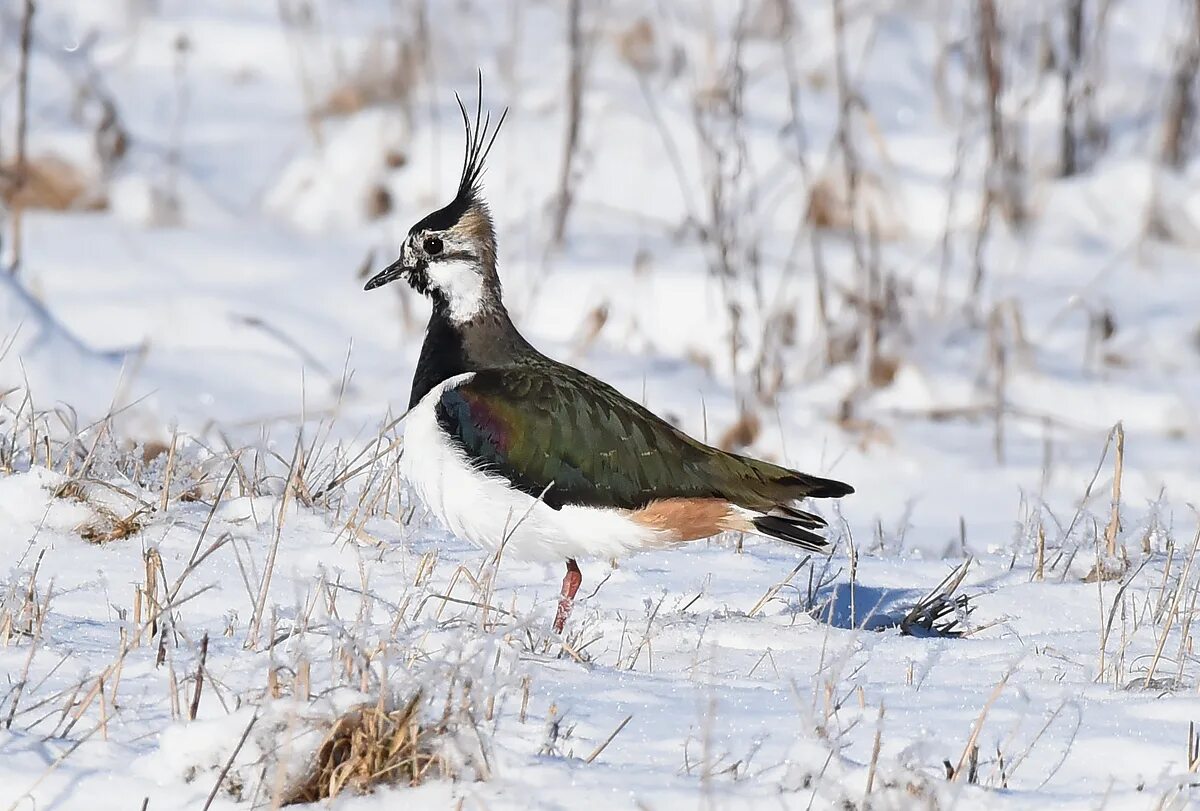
(408, 301, 536, 408)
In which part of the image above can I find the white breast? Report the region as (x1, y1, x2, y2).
(399, 373, 667, 562)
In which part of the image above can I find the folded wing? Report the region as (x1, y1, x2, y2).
(432, 363, 852, 529)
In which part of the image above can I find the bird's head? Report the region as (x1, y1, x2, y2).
(365, 86, 507, 324)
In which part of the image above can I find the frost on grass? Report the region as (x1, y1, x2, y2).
(159, 678, 490, 805)
(899, 559, 975, 638)
(0, 401, 512, 806)
(3, 394, 1200, 808)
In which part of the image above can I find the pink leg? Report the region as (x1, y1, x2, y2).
(553, 558, 582, 634)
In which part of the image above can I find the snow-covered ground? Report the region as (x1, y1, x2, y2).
(3, 0, 1200, 808)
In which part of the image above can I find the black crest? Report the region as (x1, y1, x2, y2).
(409, 75, 508, 235)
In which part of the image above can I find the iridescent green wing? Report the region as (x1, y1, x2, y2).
(433, 364, 725, 510)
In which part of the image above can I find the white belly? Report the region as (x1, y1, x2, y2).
(399, 373, 666, 562)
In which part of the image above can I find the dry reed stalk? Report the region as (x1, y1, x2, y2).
(6, 0, 35, 277)
(201, 712, 258, 811)
(1063, 423, 1121, 554)
(107, 648, 127, 713)
(1161, 0, 1200, 170)
(624, 594, 666, 672)
(864, 702, 884, 796)
(748, 558, 810, 617)
(246, 438, 302, 649)
(1096, 557, 1150, 684)
(144, 548, 160, 640)
(1143, 527, 1200, 688)
(951, 669, 1011, 782)
(3, 583, 50, 730)
(584, 714, 633, 764)
(1035, 523, 1046, 581)
(159, 430, 178, 513)
(1, 548, 44, 645)
(1173, 572, 1200, 687)
(189, 633, 209, 721)
(1104, 422, 1124, 558)
(551, 0, 586, 245)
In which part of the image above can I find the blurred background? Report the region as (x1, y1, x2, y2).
(2, 0, 1200, 553)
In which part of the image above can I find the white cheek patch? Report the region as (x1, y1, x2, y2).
(425, 258, 485, 323)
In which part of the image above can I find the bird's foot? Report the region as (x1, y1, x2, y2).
(553, 558, 582, 634)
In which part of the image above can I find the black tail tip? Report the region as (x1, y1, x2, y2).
(815, 479, 854, 498)
(752, 515, 831, 554)
(782, 473, 854, 499)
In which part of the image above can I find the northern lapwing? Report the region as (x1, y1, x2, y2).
(365, 84, 853, 633)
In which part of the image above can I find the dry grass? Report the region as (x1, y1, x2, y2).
(52, 479, 88, 502)
(0, 363, 1197, 804)
(717, 408, 760, 452)
(900, 558, 975, 638)
(314, 38, 423, 121)
(1083, 422, 1130, 583)
(804, 169, 901, 240)
(615, 17, 661, 76)
(0, 386, 503, 805)
(77, 505, 147, 544)
(1, 3, 1198, 799)
(0, 550, 44, 647)
(52, 479, 150, 544)
(283, 693, 445, 804)
(0, 155, 107, 211)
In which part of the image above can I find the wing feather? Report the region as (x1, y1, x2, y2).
(432, 362, 853, 513)
(434, 366, 719, 510)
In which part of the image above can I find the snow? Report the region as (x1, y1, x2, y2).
(2, 0, 1200, 808)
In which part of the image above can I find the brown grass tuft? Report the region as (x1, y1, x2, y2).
(718, 409, 760, 452)
(78, 506, 147, 544)
(616, 18, 660, 76)
(365, 184, 393, 219)
(284, 692, 444, 804)
(804, 170, 902, 239)
(53, 480, 88, 501)
(141, 440, 172, 464)
(868, 354, 901, 388)
(314, 39, 422, 120)
(1, 155, 107, 211)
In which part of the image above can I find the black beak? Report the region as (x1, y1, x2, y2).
(364, 259, 407, 291)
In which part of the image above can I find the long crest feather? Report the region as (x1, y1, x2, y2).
(453, 72, 508, 206)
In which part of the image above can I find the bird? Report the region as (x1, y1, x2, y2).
(364, 82, 853, 634)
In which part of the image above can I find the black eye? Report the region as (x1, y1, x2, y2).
(423, 236, 443, 255)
